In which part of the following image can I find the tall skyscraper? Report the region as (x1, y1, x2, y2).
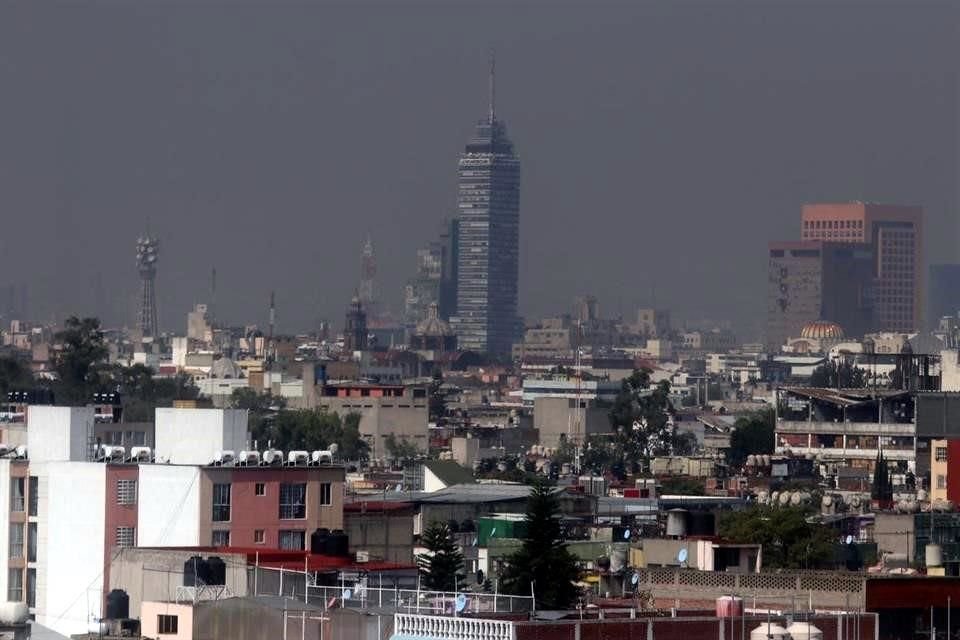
(135, 235, 159, 338)
(450, 55, 521, 356)
(928, 264, 960, 329)
(765, 241, 874, 350)
(801, 203, 923, 332)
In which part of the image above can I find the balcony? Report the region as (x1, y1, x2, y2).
(776, 420, 914, 437)
(393, 614, 515, 640)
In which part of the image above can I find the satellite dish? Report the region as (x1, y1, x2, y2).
(623, 529, 631, 540)
(845, 535, 854, 545)
(630, 573, 640, 586)
(677, 548, 688, 564)
(455, 594, 468, 613)
(342, 589, 352, 600)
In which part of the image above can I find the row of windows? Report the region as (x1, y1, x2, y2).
(212, 482, 333, 523)
(8, 567, 35, 606)
(804, 219, 864, 229)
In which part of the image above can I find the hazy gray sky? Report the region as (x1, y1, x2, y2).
(0, 1, 956, 340)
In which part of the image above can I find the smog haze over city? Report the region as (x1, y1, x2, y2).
(0, 1, 956, 339)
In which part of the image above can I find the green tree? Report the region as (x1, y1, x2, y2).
(260, 409, 369, 460)
(726, 408, 775, 467)
(385, 434, 420, 463)
(417, 521, 464, 591)
(673, 431, 699, 456)
(0, 357, 34, 399)
(115, 365, 199, 421)
(659, 476, 705, 495)
(230, 387, 286, 443)
(809, 360, 867, 388)
(871, 451, 893, 504)
(54, 316, 108, 404)
(500, 479, 580, 609)
(718, 505, 835, 569)
(608, 369, 674, 474)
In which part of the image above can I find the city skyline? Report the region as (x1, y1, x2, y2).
(0, 2, 956, 339)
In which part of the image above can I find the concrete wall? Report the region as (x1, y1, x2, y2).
(873, 513, 915, 558)
(110, 548, 249, 621)
(27, 406, 92, 463)
(318, 398, 428, 460)
(533, 397, 610, 447)
(154, 408, 248, 466)
(344, 511, 414, 564)
(137, 465, 201, 547)
(34, 462, 106, 638)
(141, 601, 193, 640)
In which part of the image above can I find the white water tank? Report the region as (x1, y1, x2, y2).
(786, 622, 823, 640)
(262, 449, 283, 465)
(926, 543, 943, 567)
(312, 450, 334, 465)
(130, 446, 152, 462)
(0, 601, 28, 624)
(214, 450, 235, 465)
(287, 450, 309, 465)
(239, 450, 260, 466)
(666, 509, 688, 537)
(13, 445, 26, 459)
(750, 622, 789, 640)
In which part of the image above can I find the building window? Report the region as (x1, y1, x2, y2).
(254, 530, 265, 544)
(279, 483, 307, 520)
(212, 483, 231, 522)
(278, 530, 305, 550)
(116, 527, 136, 548)
(157, 614, 179, 635)
(255, 483, 266, 497)
(320, 483, 332, 506)
(7, 569, 22, 601)
(938, 475, 947, 490)
(27, 523, 36, 563)
(8, 524, 22, 559)
(28, 477, 37, 517)
(211, 530, 230, 547)
(936, 447, 948, 462)
(117, 479, 137, 505)
(26, 568, 35, 608)
(10, 478, 24, 512)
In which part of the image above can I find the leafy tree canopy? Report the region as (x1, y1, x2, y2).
(718, 505, 836, 569)
(54, 316, 108, 404)
(726, 408, 775, 467)
(809, 360, 867, 389)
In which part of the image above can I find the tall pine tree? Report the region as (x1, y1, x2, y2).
(500, 479, 580, 609)
(417, 521, 464, 591)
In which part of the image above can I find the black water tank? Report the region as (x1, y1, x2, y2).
(105, 589, 129, 620)
(183, 556, 210, 586)
(206, 556, 226, 586)
(311, 528, 331, 555)
(328, 530, 349, 557)
(688, 511, 716, 537)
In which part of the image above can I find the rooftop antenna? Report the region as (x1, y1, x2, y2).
(488, 49, 496, 124)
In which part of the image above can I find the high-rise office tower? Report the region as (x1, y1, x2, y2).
(766, 241, 874, 351)
(450, 55, 521, 356)
(928, 264, 960, 329)
(801, 203, 923, 332)
(135, 235, 159, 338)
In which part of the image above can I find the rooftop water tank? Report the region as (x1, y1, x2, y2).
(287, 450, 309, 465)
(311, 528, 331, 554)
(666, 509, 688, 537)
(786, 622, 823, 640)
(105, 589, 129, 620)
(206, 557, 226, 586)
(750, 622, 789, 640)
(716, 596, 744, 618)
(0, 602, 28, 625)
(926, 543, 943, 567)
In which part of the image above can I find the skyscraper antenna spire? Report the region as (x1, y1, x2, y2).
(488, 49, 496, 124)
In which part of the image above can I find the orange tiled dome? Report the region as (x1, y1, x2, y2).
(800, 320, 845, 340)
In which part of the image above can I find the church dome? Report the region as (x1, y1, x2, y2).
(415, 302, 453, 337)
(210, 357, 242, 379)
(800, 320, 845, 340)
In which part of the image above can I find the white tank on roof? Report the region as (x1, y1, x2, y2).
(98, 445, 124, 461)
(13, 445, 25, 460)
(239, 450, 261, 466)
(287, 451, 309, 465)
(262, 449, 283, 465)
(130, 446, 152, 462)
(312, 450, 334, 465)
(214, 450, 235, 465)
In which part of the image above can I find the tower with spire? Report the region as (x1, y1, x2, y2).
(450, 52, 522, 356)
(135, 232, 159, 339)
(358, 235, 377, 311)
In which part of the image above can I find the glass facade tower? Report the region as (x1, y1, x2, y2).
(451, 63, 521, 357)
